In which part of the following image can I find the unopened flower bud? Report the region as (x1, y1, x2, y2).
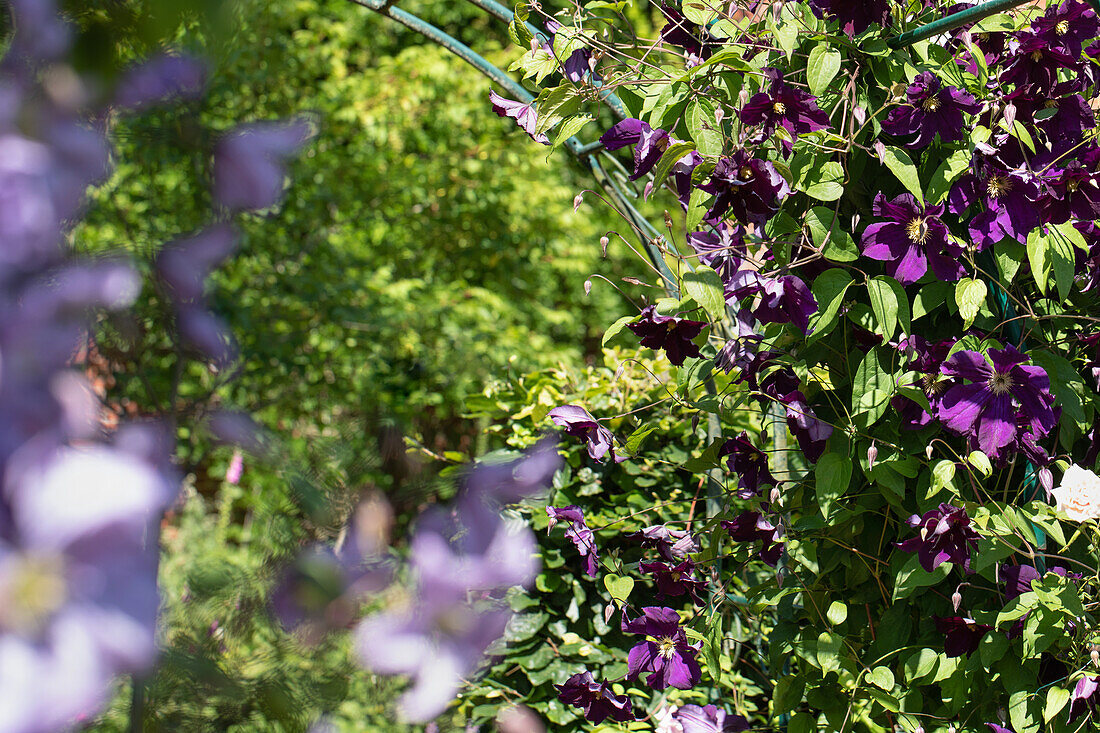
(951, 590, 962, 612)
(664, 211, 673, 230)
(770, 486, 781, 505)
(600, 235, 610, 256)
(1039, 467, 1053, 493)
(867, 441, 878, 469)
(574, 193, 584, 211)
(926, 444, 934, 460)
(1003, 103, 1016, 128)
(643, 181, 654, 199)
(1092, 647, 1099, 667)
(715, 107, 725, 125)
(584, 279, 593, 296)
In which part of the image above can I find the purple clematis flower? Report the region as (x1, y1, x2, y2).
(1000, 563, 1049, 601)
(1035, 162, 1100, 224)
(740, 68, 830, 154)
(640, 559, 706, 605)
(674, 704, 750, 733)
(728, 271, 817, 334)
(808, 0, 890, 36)
(949, 161, 1039, 249)
(893, 335, 957, 429)
(722, 511, 784, 566)
(883, 71, 980, 149)
(935, 616, 992, 658)
(782, 391, 833, 463)
(547, 506, 599, 577)
(1032, 0, 1100, 56)
(1007, 85, 1095, 153)
(986, 724, 1013, 733)
(623, 607, 702, 690)
(600, 118, 670, 180)
(938, 347, 1057, 459)
(720, 431, 777, 497)
(629, 524, 699, 561)
(548, 405, 624, 463)
(555, 671, 635, 723)
(999, 33, 1080, 92)
(113, 53, 206, 111)
(0, 442, 175, 733)
(687, 224, 745, 283)
(658, 3, 717, 65)
(897, 503, 979, 573)
(862, 192, 966, 285)
(489, 91, 551, 146)
(1069, 675, 1100, 723)
(627, 305, 708, 366)
(701, 151, 791, 227)
(544, 20, 594, 83)
(212, 118, 314, 211)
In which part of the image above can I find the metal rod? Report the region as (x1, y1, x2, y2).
(887, 0, 1032, 48)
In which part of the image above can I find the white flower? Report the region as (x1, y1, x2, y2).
(1051, 465, 1100, 522)
(654, 703, 683, 733)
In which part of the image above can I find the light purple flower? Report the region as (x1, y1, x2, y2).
(113, 54, 206, 111)
(674, 704, 750, 732)
(212, 118, 314, 211)
(225, 450, 244, 485)
(1069, 675, 1100, 722)
(548, 405, 623, 463)
(630, 524, 699, 562)
(546, 505, 599, 577)
(489, 91, 550, 145)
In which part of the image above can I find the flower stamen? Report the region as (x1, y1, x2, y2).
(907, 217, 931, 243)
(988, 371, 1014, 396)
(772, 101, 786, 115)
(921, 97, 942, 112)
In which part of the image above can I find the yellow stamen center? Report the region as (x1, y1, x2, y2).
(987, 175, 1011, 199)
(1068, 178, 1082, 193)
(921, 373, 948, 396)
(0, 555, 67, 636)
(657, 636, 678, 659)
(907, 217, 931, 243)
(738, 165, 754, 181)
(988, 371, 1014, 396)
(1056, 20, 1070, 35)
(921, 97, 942, 112)
(1044, 99, 1060, 109)
(772, 101, 787, 115)
(1031, 50, 1044, 62)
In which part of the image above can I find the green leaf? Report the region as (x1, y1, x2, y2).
(624, 424, 657, 455)
(893, 553, 951, 601)
(1050, 221, 1084, 302)
(995, 238, 1026, 283)
(926, 148, 970, 203)
(805, 207, 858, 262)
(603, 574, 634, 604)
(808, 268, 854, 342)
(1044, 686, 1070, 723)
(1027, 226, 1051, 294)
(954, 277, 987, 329)
(868, 666, 895, 691)
(867, 277, 899, 340)
(533, 85, 584, 135)
(686, 187, 710, 232)
(682, 265, 727, 322)
(705, 610, 723, 676)
(815, 453, 853, 517)
(816, 631, 841, 673)
(801, 160, 845, 201)
(826, 600, 848, 626)
(883, 146, 923, 202)
(773, 675, 805, 713)
(687, 99, 724, 157)
(851, 347, 894, 426)
(967, 450, 993, 478)
(904, 648, 939, 683)
(651, 141, 697, 188)
(806, 44, 841, 96)
(549, 114, 593, 150)
(931, 459, 956, 492)
(602, 315, 635, 347)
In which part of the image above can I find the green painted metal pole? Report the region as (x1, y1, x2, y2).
(888, 0, 1031, 48)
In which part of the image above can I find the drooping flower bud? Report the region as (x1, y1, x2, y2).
(867, 441, 878, 469)
(951, 590, 962, 612)
(574, 193, 584, 211)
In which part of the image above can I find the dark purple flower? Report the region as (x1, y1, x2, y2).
(623, 607, 702, 690)
(548, 405, 623, 463)
(1008, 86, 1095, 154)
(1032, 0, 1100, 56)
(640, 559, 706, 605)
(722, 511, 784, 566)
(1069, 675, 1100, 723)
(719, 431, 776, 497)
(897, 503, 979, 573)
(1000, 563, 1040, 601)
(674, 704, 750, 733)
(629, 525, 699, 561)
(600, 118, 670, 180)
(544, 20, 593, 83)
(212, 118, 314, 211)
(934, 616, 992, 657)
(740, 68, 830, 154)
(687, 224, 745, 283)
(1035, 163, 1100, 224)
(782, 391, 833, 463)
(658, 4, 717, 64)
(986, 724, 1014, 733)
(882, 72, 980, 149)
(728, 271, 817, 334)
(627, 305, 707, 366)
(861, 192, 966, 285)
(938, 347, 1057, 459)
(808, 0, 890, 36)
(701, 151, 791, 227)
(949, 162, 1040, 250)
(489, 91, 550, 146)
(547, 505, 599, 576)
(893, 335, 957, 429)
(999, 33, 1079, 92)
(555, 671, 635, 723)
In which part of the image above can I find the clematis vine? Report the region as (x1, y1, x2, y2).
(882, 71, 980, 149)
(740, 68, 830, 154)
(627, 305, 707, 366)
(623, 607, 702, 690)
(861, 192, 966, 285)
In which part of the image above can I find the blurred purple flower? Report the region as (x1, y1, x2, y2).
(546, 505, 599, 576)
(548, 405, 623, 463)
(555, 671, 635, 723)
(114, 54, 206, 111)
(225, 450, 244, 485)
(897, 503, 979, 573)
(861, 193, 964, 285)
(938, 347, 1056, 459)
(489, 91, 550, 146)
(674, 704, 750, 733)
(934, 616, 991, 658)
(213, 118, 314, 211)
(623, 607, 701, 690)
(882, 71, 980, 149)
(627, 305, 707, 366)
(722, 511, 784, 566)
(155, 224, 238, 303)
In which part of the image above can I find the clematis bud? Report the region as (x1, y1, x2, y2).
(1003, 103, 1016, 128)
(770, 486, 781, 505)
(715, 107, 725, 125)
(926, 444, 935, 460)
(584, 279, 593, 296)
(1092, 647, 1100, 667)
(600, 235, 610, 255)
(951, 590, 962, 612)
(574, 193, 584, 211)
(1039, 467, 1053, 493)
(867, 441, 878, 469)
